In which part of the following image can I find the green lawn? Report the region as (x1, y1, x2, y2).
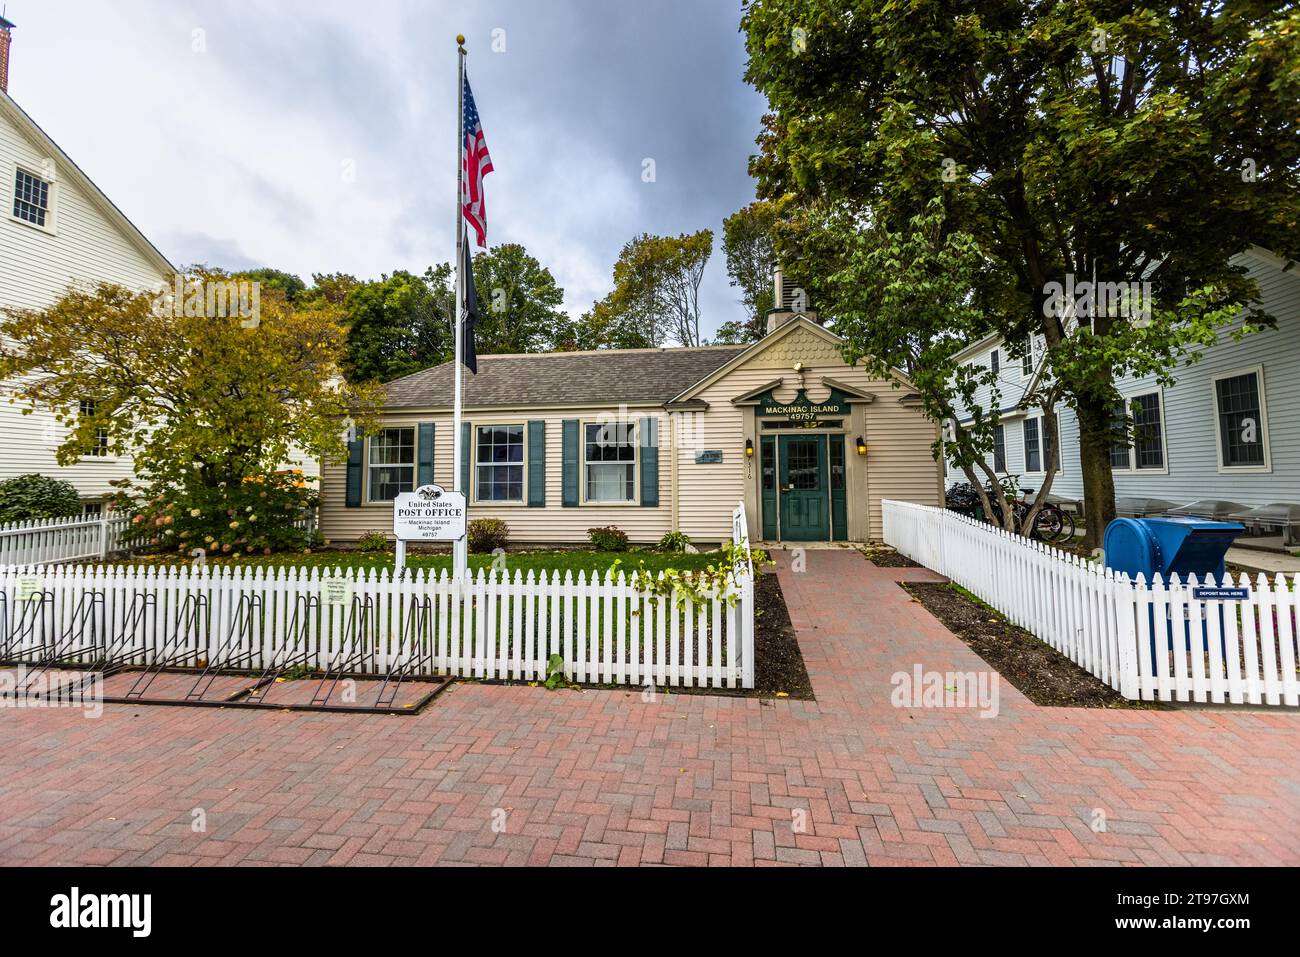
(110, 547, 722, 578)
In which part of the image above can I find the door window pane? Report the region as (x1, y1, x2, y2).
(787, 440, 820, 489)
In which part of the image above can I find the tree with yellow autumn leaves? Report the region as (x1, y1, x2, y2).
(0, 268, 381, 554)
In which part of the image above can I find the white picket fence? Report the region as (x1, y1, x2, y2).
(0, 504, 756, 690)
(0, 514, 133, 566)
(882, 500, 1299, 708)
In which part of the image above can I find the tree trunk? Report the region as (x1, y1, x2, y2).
(1077, 395, 1117, 551)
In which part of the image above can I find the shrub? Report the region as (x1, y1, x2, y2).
(114, 470, 319, 556)
(588, 525, 629, 551)
(356, 530, 389, 552)
(656, 530, 691, 553)
(0, 474, 83, 523)
(468, 518, 509, 553)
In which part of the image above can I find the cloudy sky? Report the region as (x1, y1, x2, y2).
(7, 0, 769, 338)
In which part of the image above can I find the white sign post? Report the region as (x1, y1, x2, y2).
(392, 484, 468, 577)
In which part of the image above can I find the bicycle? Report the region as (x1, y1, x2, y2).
(946, 476, 1076, 544)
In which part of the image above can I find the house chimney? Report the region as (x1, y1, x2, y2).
(765, 263, 819, 335)
(0, 16, 14, 94)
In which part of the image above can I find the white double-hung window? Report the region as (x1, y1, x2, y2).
(584, 422, 636, 503)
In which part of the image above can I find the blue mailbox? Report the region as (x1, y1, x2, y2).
(1103, 517, 1244, 674)
(1103, 516, 1244, 583)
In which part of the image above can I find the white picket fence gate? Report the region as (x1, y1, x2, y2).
(882, 500, 1299, 708)
(0, 504, 756, 690)
(0, 514, 133, 566)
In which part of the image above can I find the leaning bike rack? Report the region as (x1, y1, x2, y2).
(0, 590, 54, 666)
(309, 595, 378, 707)
(120, 592, 223, 701)
(374, 596, 437, 710)
(14, 591, 105, 698)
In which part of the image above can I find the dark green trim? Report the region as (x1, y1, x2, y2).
(527, 420, 546, 507)
(417, 423, 435, 487)
(760, 435, 778, 540)
(562, 419, 579, 507)
(344, 439, 363, 508)
(829, 434, 848, 542)
(639, 417, 658, 507)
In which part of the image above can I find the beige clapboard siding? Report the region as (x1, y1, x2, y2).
(318, 407, 675, 545)
(684, 324, 942, 541)
(0, 99, 169, 498)
(318, 323, 944, 545)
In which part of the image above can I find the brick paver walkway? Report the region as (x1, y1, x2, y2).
(1, 550, 1298, 866)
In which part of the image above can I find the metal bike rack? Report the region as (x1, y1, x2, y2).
(14, 591, 105, 699)
(0, 590, 54, 666)
(309, 595, 378, 707)
(374, 596, 436, 710)
(121, 593, 223, 701)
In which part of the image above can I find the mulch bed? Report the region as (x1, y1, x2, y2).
(901, 581, 1163, 709)
(751, 571, 814, 700)
(860, 545, 920, 568)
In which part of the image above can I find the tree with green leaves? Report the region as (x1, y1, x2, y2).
(584, 230, 714, 348)
(742, 0, 1299, 547)
(717, 199, 787, 343)
(469, 243, 572, 354)
(341, 268, 454, 384)
(0, 269, 381, 552)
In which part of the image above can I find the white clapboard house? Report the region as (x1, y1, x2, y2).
(945, 246, 1300, 543)
(0, 17, 174, 513)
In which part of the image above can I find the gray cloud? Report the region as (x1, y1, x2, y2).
(8, 0, 767, 337)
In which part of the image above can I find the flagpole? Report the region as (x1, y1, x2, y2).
(452, 34, 468, 580)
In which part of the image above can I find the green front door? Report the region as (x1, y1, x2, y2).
(778, 434, 830, 541)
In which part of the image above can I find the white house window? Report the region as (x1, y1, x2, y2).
(81, 502, 104, 518)
(1132, 393, 1165, 470)
(13, 168, 50, 227)
(367, 427, 415, 501)
(1022, 418, 1041, 472)
(78, 399, 109, 457)
(1110, 392, 1165, 471)
(1214, 369, 1268, 469)
(1023, 414, 1061, 474)
(1022, 339, 1034, 376)
(990, 349, 1000, 375)
(476, 424, 524, 502)
(992, 423, 1006, 473)
(585, 422, 636, 503)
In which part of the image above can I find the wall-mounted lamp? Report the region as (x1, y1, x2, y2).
(855, 436, 867, 457)
(744, 438, 755, 458)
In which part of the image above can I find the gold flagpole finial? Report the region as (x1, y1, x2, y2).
(456, 34, 465, 47)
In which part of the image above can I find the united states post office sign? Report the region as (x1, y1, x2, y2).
(393, 485, 467, 541)
(695, 449, 723, 464)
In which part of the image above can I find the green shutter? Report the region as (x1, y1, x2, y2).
(461, 421, 472, 495)
(528, 420, 546, 507)
(417, 422, 435, 487)
(562, 419, 579, 507)
(639, 417, 659, 507)
(344, 438, 363, 508)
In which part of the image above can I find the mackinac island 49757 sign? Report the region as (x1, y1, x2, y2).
(393, 485, 467, 542)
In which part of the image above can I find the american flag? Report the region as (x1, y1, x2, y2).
(461, 73, 493, 248)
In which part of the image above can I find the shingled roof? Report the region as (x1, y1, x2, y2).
(383, 345, 750, 410)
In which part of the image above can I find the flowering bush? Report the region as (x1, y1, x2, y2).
(114, 470, 318, 557)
